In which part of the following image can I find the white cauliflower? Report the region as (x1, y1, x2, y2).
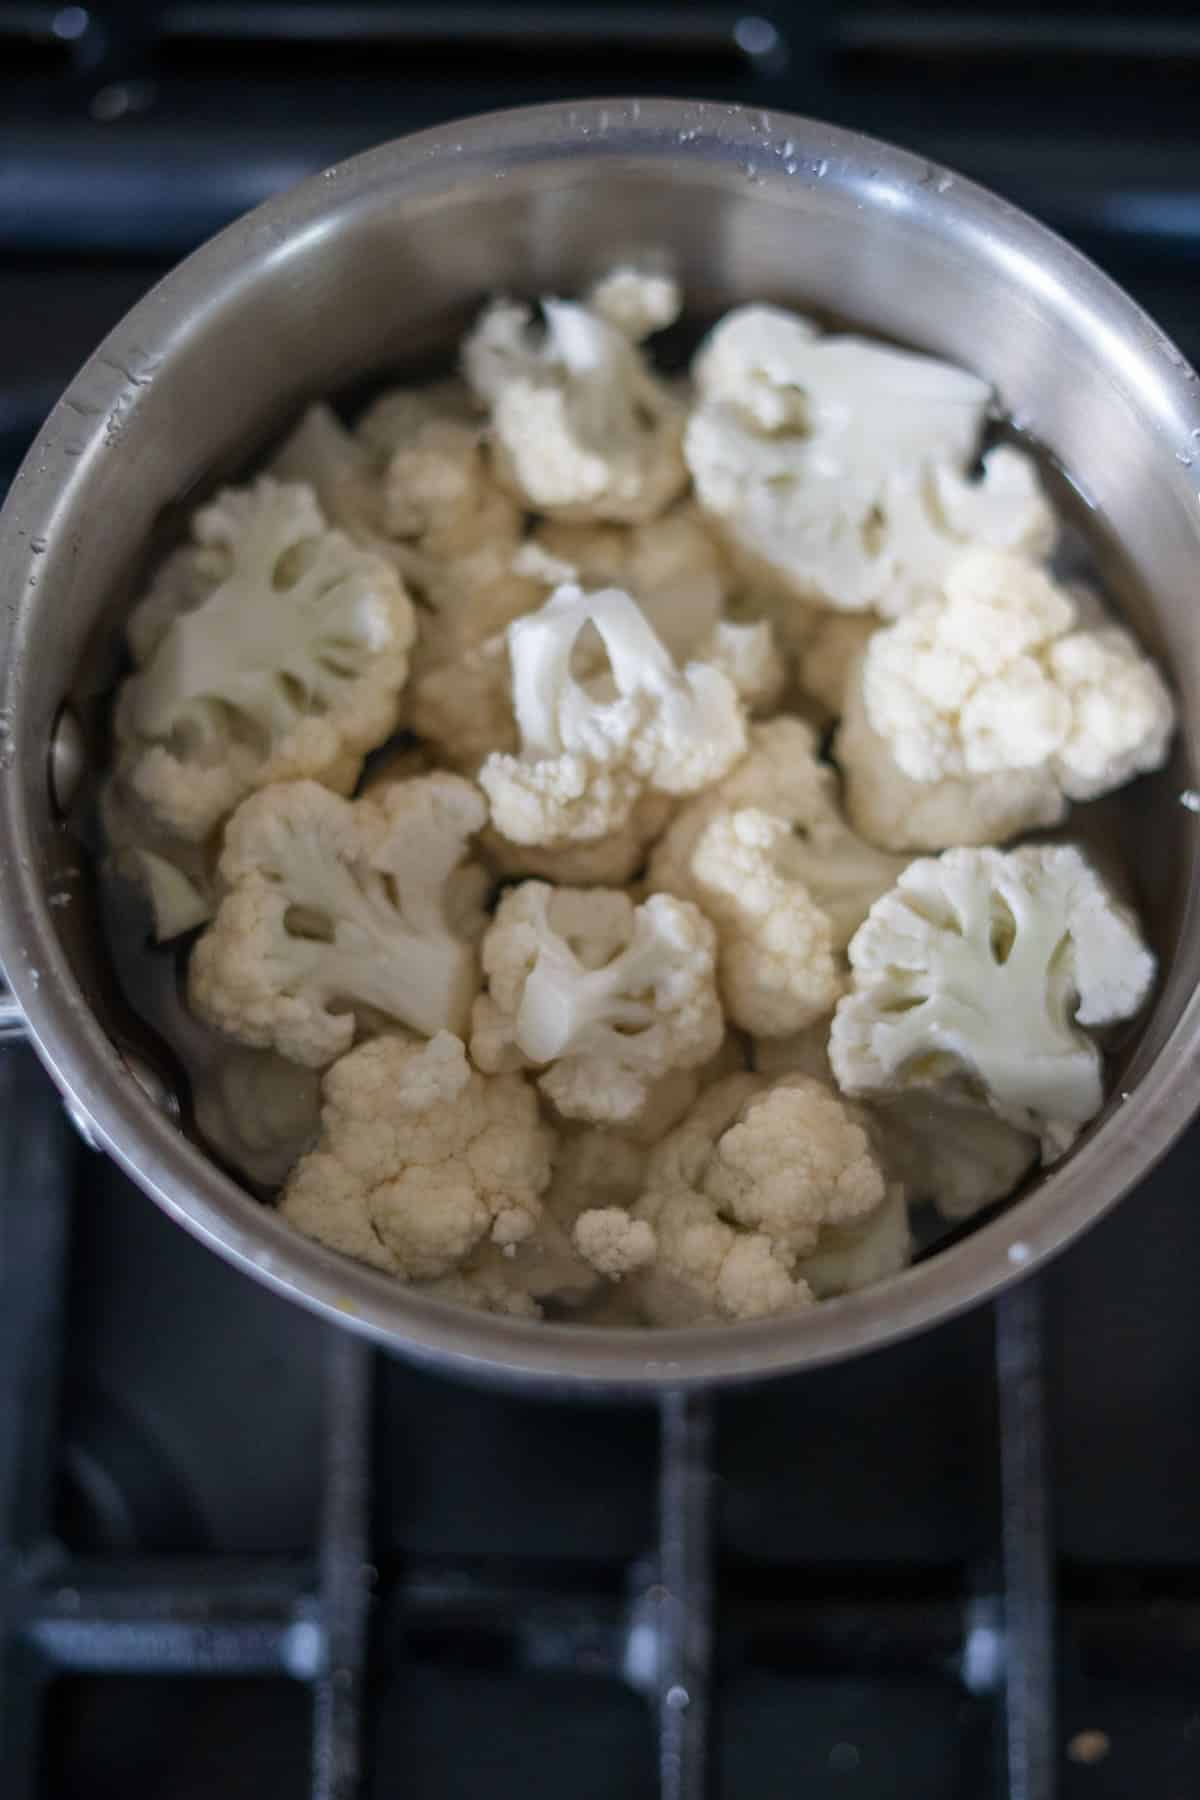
(586, 265, 682, 341)
(126, 541, 226, 668)
(836, 656, 1067, 852)
(409, 633, 521, 769)
(463, 295, 687, 522)
(421, 1124, 651, 1315)
(859, 548, 1175, 796)
(648, 716, 906, 952)
(701, 620, 788, 715)
(480, 792, 674, 890)
(116, 478, 416, 842)
(276, 404, 538, 769)
(519, 515, 781, 713)
(647, 716, 833, 890)
(830, 845, 1156, 1159)
(574, 1208, 658, 1278)
(683, 303, 1055, 613)
(189, 773, 489, 1067)
(100, 771, 215, 941)
(522, 507, 728, 662)
(470, 881, 723, 1125)
(279, 1032, 552, 1279)
(354, 379, 480, 459)
(479, 583, 747, 847)
(269, 402, 389, 550)
(379, 418, 527, 580)
(687, 809, 843, 1035)
(633, 1073, 898, 1324)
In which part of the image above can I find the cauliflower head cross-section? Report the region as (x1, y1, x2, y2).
(479, 582, 747, 846)
(683, 304, 1055, 614)
(190, 774, 489, 1067)
(280, 1032, 553, 1279)
(470, 880, 724, 1125)
(830, 845, 1156, 1159)
(120, 477, 416, 842)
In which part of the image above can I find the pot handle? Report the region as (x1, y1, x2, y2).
(0, 981, 26, 1042)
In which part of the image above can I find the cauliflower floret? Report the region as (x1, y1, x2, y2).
(701, 621, 788, 716)
(480, 791, 674, 889)
(116, 478, 416, 843)
(586, 266, 682, 341)
(574, 1208, 658, 1278)
(354, 379, 480, 459)
(649, 716, 906, 952)
(269, 403, 389, 550)
(422, 1124, 651, 1316)
(463, 296, 687, 522)
(379, 418, 520, 565)
(100, 771, 216, 941)
(192, 1046, 323, 1189)
(683, 303, 1055, 613)
(836, 653, 1068, 852)
(859, 548, 1174, 796)
(190, 774, 489, 1067)
(522, 507, 728, 662)
(470, 881, 723, 1125)
(520, 515, 783, 714)
(279, 1032, 552, 1279)
(275, 403, 539, 771)
(647, 717, 834, 892)
(699, 1076, 887, 1254)
(408, 632, 521, 770)
(830, 845, 1156, 1160)
(479, 583, 747, 847)
(687, 809, 843, 1035)
(633, 1072, 897, 1324)
(126, 542, 227, 668)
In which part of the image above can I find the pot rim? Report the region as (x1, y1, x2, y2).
(2, 96, 1199, 1388)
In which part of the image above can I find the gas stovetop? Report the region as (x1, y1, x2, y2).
(3, 6, 1200, 1797)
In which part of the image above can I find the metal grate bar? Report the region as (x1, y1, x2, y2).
(996, 1281, 1057, 1800)
(23, 1562, 313, 1674)
(840, 10, 1200, 62)
(312, 1329, 373, 1800)
(657, 1391, 714, 1800)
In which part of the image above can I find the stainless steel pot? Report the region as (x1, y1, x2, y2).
(1, 99, 1198, 1388)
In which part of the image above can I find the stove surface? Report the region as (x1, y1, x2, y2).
(3, 5, 1200, 1796)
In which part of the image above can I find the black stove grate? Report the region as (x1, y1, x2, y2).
(0, 1050, 1068, 1800)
